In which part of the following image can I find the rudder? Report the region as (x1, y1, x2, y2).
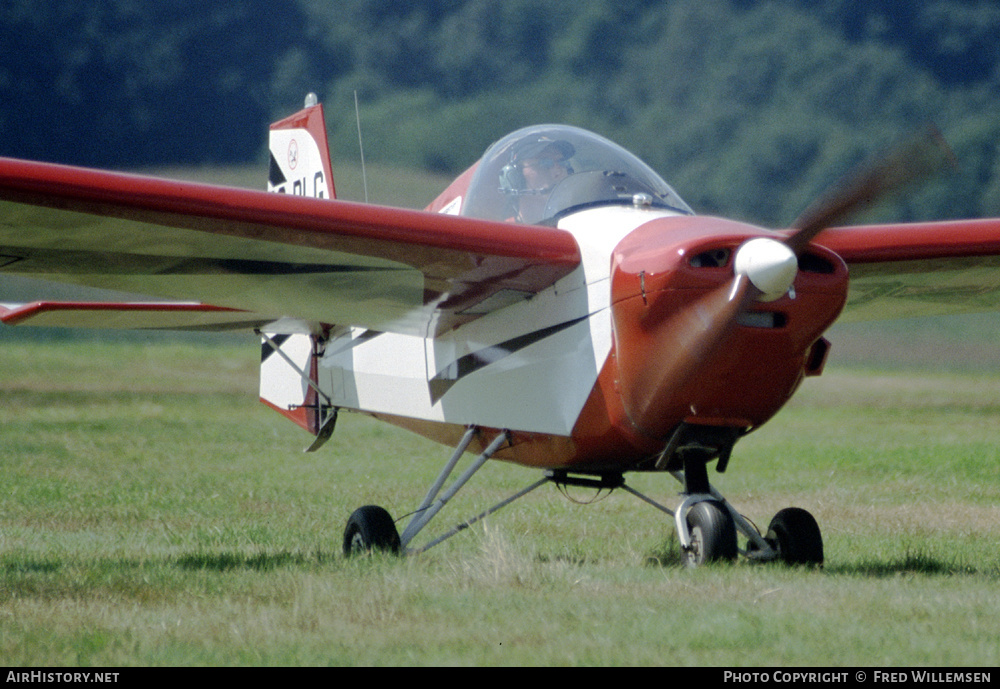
(267, 94, 336, 199)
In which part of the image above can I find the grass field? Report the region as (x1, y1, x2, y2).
(1, 324, 998, 666)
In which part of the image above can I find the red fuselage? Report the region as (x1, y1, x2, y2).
(425, 214, 851, 472)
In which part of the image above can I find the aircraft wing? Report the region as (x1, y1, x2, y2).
(0, 158, 581, 336)
(814, 218, 1000, 322)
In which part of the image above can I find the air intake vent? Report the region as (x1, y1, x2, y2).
(689, 249, 731, 268)
(737, 311, 787, 329)
(798, 253, 835, 274)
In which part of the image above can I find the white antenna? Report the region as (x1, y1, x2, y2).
(354, 90, 369, 203)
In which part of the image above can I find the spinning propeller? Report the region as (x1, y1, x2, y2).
(618, 127, 956, 439)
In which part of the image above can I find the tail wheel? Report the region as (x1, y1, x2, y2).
(343, 505, 401, 556)
(683, 500, 738, 567)
(766, 507, 823, 567)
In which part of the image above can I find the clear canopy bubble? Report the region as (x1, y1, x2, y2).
(462, 125, 693, 224)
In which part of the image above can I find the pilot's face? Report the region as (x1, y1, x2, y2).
(520, 152, 570, 191)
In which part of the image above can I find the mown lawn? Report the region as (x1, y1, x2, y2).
(0, 333, 998, 666)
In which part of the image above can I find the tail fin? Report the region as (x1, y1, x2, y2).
(267, 94, 336, 199)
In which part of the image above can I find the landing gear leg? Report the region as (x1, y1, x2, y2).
(342, 427, 549, 557)
(644, 426, 823, 567)
(623, 461, 822, 567)
(678, 455, 737, 566)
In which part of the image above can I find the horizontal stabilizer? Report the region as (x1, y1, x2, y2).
(0, 301, 268, 331)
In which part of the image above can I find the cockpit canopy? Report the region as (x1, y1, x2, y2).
(462, 125, 693, 225)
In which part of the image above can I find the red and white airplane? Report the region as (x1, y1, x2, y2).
(2, 97, 999, 566)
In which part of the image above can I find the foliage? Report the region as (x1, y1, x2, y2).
(1, 0, 999, 224)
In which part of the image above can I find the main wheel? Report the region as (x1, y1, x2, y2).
(683, 500, 738, 567)
(343, 505, 401, 556)
(766, 507, 823, 567)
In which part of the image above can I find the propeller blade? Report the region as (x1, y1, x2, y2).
(623, 273, 758, 434)
(786, 125, 956, 254)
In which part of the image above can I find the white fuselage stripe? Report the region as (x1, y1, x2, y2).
(259, 207, 684, 436)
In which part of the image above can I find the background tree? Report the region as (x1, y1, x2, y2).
(2, 0, 998, 224)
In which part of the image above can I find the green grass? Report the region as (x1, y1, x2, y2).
(1, 337, 998, 666)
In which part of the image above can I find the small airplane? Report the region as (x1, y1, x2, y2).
(2, 95, 999, 566)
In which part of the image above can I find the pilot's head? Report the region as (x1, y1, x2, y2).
(499, 135, 575, 223)
(499, 136, 575, 196)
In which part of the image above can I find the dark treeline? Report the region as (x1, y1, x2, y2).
(2, 0, 998, 225)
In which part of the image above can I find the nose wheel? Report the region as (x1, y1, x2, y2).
(682, 499, 738, 567)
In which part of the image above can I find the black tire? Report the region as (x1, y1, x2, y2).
(766, 507, 823, 567)
(343, 505, 401, 556)
(683, 500, 738, 567)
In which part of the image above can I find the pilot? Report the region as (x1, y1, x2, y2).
(499, 135, 575, 223)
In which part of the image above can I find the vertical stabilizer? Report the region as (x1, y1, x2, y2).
(267, 95, 336, 199)
(261, 96, 337, 447)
